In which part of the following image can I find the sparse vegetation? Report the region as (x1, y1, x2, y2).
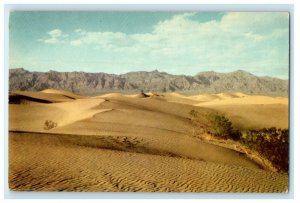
(44, 120, 57, 130)
(189, 110, 289, 172)
(189, 110, 208, 136)
(205, 112, 241, 140)
(241, 128, 289, 172)
(189, 110, 240, 140)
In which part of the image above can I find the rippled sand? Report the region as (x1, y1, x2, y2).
(8, 90, 289, 192)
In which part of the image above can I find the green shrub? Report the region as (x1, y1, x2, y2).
(188, 110, 288, 172)
(204, 112, 241, 140)
(189, 110, 240, 140)
(241, 128, 289, 172)
(189, 110, 207, 135)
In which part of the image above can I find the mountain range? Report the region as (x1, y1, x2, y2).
(9, 68, 289, 96)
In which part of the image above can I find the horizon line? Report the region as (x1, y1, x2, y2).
(9, 67, 289, 80)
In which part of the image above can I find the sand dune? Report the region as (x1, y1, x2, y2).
(157, 93, 199, 105)
(9, 98, 107, 131)
(125, 92, 150, 98)
(8, 90, 289, 192)
(192, 94, 288, 129)
(189, 94, 225, 102)
(200, 104, 288, 129)
(9, 132, 288, 192)
(155, 92, 288, 130)
(93, 92, 123, 98)
(217, 92, 247, 98)
(154, 92, 249, 105)
(40, 89, 86, 99)
(10, 90, 75, 103)
(194, 95, 288, 106)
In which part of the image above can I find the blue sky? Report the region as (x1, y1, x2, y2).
(9, 12, 289, 79)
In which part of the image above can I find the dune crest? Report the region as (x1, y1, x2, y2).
(10, 91, 74, 103)
(194, 95, 288, 106)
(40, 89, 86, 99)
(9, 98, 108, 132)
(9, 90, 289, 192)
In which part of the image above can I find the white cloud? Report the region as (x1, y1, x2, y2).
(36, 13, 289, 78)
(244, 32, 265, 42)
(48, 29, 63, 38)
(74, 29, 83, 33)
(70, 31, 131, 48)
(44, 37, 59, 44)
(220, 12, 289, 33)
(39, 29, 67, 44)
(74, 28, 87, 36)
(70, 39, 82, 46)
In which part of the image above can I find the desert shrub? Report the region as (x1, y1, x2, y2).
(205, 112, 233, 139)
(189, 109, 198, 118)
(241, 128, 289, 172)
(44, 120, 57, 130)
(189, 110, 208, 136)
(189, 110, 240, 140)
(230, 129, 242, 141)
(205, 112, 241, 140)
(189, 109, 289, 172)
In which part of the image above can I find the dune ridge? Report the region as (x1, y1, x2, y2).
(8, 89, 289, 192)
(9, 97, 108, 131)
(40, 89, 86, 99)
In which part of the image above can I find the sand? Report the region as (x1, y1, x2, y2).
(151, 92, 288, 129)
(9, 132, 287, 192)
(9, 98, 108, 131)
(10, 91, 75, 103)
(192, 93, 288, 129)
(40, 89, 87, 99)
(8, 90, 289, 192)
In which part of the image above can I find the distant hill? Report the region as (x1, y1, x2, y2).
(9, 68, 289, 96)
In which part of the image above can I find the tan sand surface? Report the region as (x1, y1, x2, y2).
(154, 92, 288, 130)
(10, 91, 75, 103)
(191, 94, 288, 129)
(199, 104, 288, 129)
(194, 94, 288, 106)
(9, 98, 107, 131)
(40, 89, 86, 99)
(8, 90, 289, 192)
(9, 132, 288, 192)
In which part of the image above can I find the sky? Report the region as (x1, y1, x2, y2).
(9, 11, 289, 79)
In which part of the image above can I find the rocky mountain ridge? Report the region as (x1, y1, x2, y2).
(9, 68, 289, 96)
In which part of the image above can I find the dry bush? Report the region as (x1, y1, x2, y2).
(189, 110, 240, 140)
(205, 112, 237, 140)
(44, 120, 57, 130)
(241, 128, 289, 172)
(189, 109, 289, 172)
